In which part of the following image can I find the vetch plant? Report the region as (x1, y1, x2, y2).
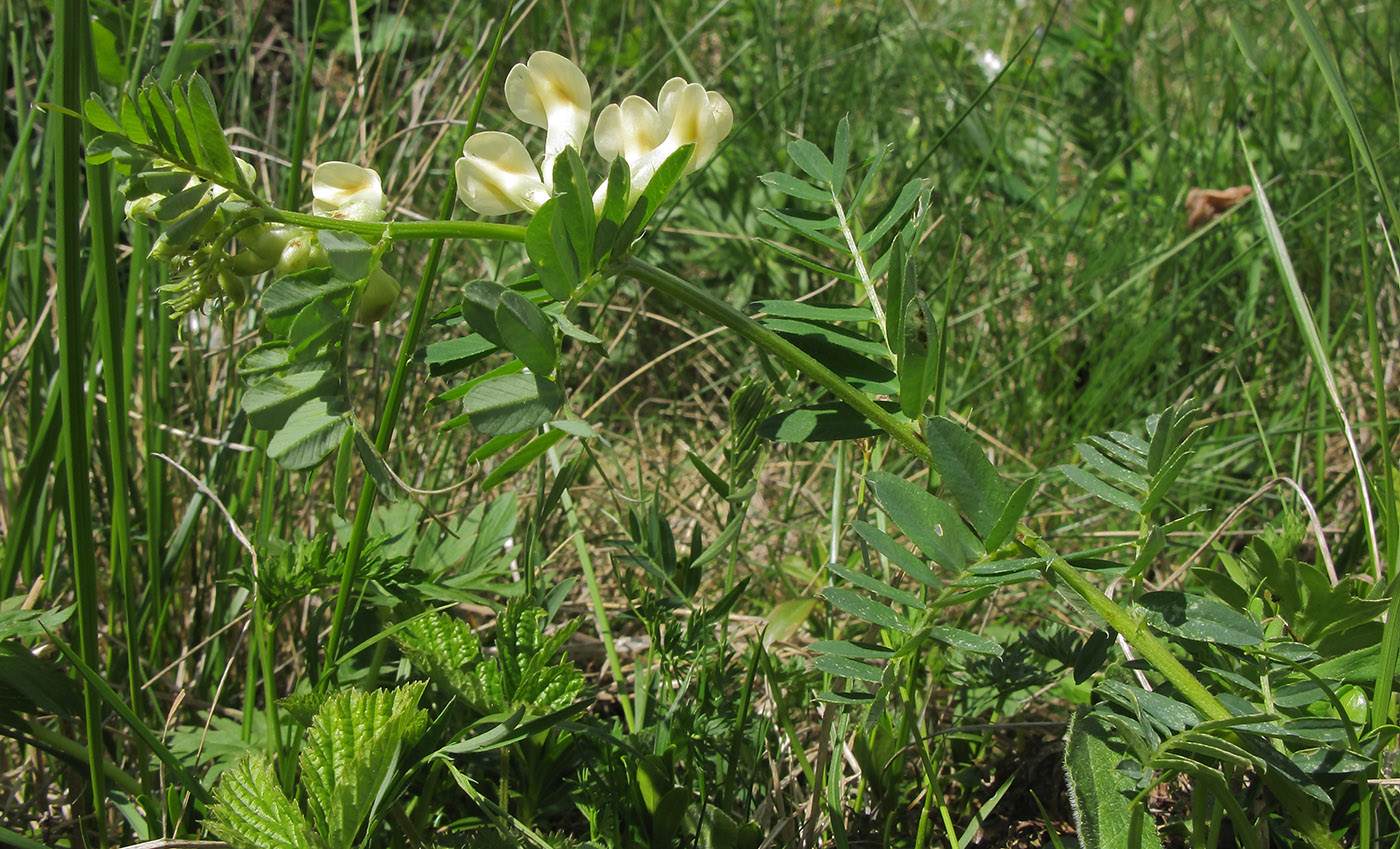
(59, 17, 1373, 848)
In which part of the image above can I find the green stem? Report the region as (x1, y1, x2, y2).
(616, 255, 1342, 849)
(322, 2, 517, 678)
(263, 209, 526, 244)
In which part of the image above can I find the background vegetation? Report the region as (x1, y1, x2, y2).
(3, 0, 1399, 846)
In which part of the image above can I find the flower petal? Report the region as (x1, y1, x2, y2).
(504, 50, 592, 158)
(455, 131, 550, 216)
(595, 95, 666, 164)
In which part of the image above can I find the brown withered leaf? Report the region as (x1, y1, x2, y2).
(1186, 185, 1253, 230)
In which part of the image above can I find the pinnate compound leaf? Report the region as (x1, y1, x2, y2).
(301, 683, 428, 849)
(207, 754, 316, 849)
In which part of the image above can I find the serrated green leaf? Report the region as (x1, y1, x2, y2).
(495, 291, 557, 375)
(207, 755, 315, 849)
(301, 684, 428, 849)
(821, 587, 910, 633)
(463, 372, 564, 435)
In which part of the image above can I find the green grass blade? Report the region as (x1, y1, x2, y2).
(51, 0, 107, 841)
(1242, 137, 1380, 577)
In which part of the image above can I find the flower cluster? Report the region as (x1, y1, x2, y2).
(455, 51, 733, 217)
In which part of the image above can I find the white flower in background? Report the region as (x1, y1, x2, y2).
(504, 51, 592, 188)
(311, 161, 386, 222)
(592, 78, 733, 207)
(455, 131, 553, 216)
(967, 44, 1004, 81)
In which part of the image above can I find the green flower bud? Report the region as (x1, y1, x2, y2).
(356, 268, 401, 324)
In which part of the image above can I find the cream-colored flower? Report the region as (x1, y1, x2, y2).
(594, 95, 667, 165)
(455, 131, 552, 216)
(311, 161, 386, 222)
(504, 51, 592, 187)
(592, 79, 733, 208)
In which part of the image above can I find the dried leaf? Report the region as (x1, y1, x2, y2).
(1185, 185, 1252, 230)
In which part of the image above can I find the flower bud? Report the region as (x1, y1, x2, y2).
(355, 268, 401, 324)
(311, 162, 386, 222)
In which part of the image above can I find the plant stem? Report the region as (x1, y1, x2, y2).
(263, 209, 526, 244)
(322, 3, 517, 678)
